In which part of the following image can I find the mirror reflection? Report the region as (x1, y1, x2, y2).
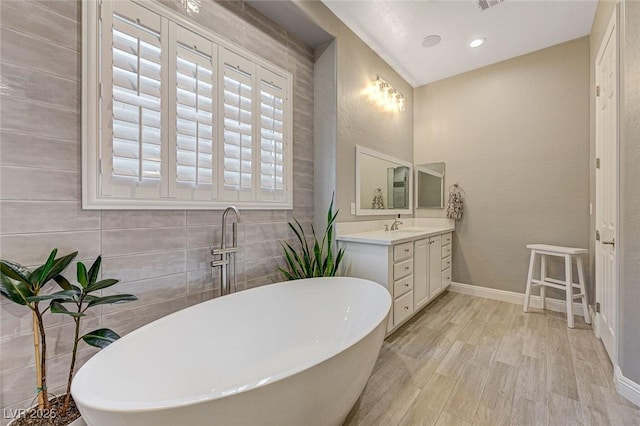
(356, 146, 412, 215)
(416, 162, 445, 209)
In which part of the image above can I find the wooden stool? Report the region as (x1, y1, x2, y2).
(523, 244, 591, 328)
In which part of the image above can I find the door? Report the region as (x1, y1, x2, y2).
(595, 8, 618, 364)
(429, 236, 442, 298)
(414, 239, 429, 309)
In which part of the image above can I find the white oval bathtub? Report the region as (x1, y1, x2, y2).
(72, 277, 391, 426)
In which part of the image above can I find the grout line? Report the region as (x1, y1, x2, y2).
(24, 0, 80, 23)
(0, 128, 80, 143)
(0, 163, 78, 175)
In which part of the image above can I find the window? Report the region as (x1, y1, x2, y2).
(82, 0, 293, 209)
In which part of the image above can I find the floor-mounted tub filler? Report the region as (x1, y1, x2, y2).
(72, 277, 391, 425)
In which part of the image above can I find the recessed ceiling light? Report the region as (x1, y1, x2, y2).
(469, 38, 486, 48)
(422, 35, 442, 48)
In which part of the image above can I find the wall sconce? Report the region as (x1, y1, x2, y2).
(368, 75, 405, 112)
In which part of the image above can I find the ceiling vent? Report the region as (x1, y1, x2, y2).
(476, 0, 504, 11)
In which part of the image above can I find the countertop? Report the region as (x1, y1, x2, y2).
(336, 225, 455, 246)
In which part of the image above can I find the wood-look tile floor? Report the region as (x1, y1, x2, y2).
(344, 292, 640, 426)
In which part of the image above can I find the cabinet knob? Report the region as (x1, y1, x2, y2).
(404, 248, 410, 252)
(405, 266, 409, 270)
(405, 283, 409, 287)
(404, 306, 409, 310)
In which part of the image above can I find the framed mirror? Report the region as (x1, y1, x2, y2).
(355, 145, 413, 216)
(416, 162, 445, 209)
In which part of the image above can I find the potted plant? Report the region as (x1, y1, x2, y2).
(1, 251, 137, 425)
(280, 196, 345, 279)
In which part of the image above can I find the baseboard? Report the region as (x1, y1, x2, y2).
(615, 366, 640, 407)
(449, 282, 585, 317)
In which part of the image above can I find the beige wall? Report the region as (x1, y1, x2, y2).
(0, 0, 313, 418)
(414, 37, 591, 294)
(295, 1, 414, 223)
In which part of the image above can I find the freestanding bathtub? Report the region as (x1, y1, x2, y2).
(72, 277, 391, 425)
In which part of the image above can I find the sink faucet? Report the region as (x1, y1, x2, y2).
(390, 218, 403, 231)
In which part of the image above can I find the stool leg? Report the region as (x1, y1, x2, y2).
(577, 257, 591, 324)
(565, 254, 574, 328)
(540, 254, 547, 310)
(524, 250, 536, 313)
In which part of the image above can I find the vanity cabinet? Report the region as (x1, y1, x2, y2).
(338, 229, 453, 335)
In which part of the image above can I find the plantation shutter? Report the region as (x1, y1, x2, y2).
(257, 67, 288, 202)
(169, 24, 217, 200)
(220, 49, 255, 201)
(101, 1, 167, 198)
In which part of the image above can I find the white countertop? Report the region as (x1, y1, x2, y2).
(336, 225, 455, 246)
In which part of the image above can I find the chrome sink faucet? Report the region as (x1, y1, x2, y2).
(390, 218, 403, 231)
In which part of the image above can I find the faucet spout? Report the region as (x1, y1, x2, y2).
(221, 206, 241, 249)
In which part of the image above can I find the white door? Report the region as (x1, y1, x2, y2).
(595, 8, 618, 364)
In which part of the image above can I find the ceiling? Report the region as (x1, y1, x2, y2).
(321, 0, 598, 87)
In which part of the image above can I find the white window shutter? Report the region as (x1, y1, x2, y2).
(257, 67, 289, 202)
(169, 24, 217, 200)
(219, 48, 255, 202)
(101, 1, 166, 199)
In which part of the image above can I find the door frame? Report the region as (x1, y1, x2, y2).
(594, 3, 620, 368)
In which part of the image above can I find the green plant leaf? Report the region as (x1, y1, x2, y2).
(82, 328, 120, 348)
(53, 275, 73, 291)
(0, 274, 32, 305)
(278, 267, 297, 281)
(85, 279, 119, 293)
(87, 256, 102, 286)
(26, 289, 79, 303)
(40, 251, 78, 286)
(50, 300, 85, 317)
(1, 260, 31, 285)
(36, 249, 58, 285)
(77, 262, 88, 288)
(281, 242, 302, 280)
(87, 294, 137, 307)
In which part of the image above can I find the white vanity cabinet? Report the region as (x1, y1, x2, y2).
(338, 228, 454, 335)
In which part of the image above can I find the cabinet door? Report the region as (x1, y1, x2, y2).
(429, 236, 442, 298)
(414, 238, 429, 309)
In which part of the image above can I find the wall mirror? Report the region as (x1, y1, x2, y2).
(416, 162, 445, 209)
(355, 145, 413, 216)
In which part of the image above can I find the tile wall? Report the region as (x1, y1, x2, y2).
(0, 0, 314, 418)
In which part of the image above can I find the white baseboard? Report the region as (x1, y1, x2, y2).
(449, 282, 585, 317)
(615, 366, 640, 407)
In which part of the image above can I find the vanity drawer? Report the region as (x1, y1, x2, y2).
(442, 268, 452, 286)
(393, 275, 413, 297)
(442, 256, 452, 271)
(394, 259, 413, 279)
(393, 291, 414, 325)
(394, 242, 413, 262)
(442, 232, 452, 246)
(442, 244, 452, 259)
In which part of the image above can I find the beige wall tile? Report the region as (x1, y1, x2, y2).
(0, 28, 78, 79)
(0, 201, 99, 234)
(101, 250, 186, 282)
(101, 226, 186, 256)
(0, 231, 100, 266)
(0, 131, 79, 171)
(0, 0, 78, 51)
(0, 166, 79, 201)
(1, 97, 78, 140)
(1, 62, 79, 109)
(100, 210, 186, 230)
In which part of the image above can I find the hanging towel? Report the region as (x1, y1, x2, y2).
(446, 186, 463, 220)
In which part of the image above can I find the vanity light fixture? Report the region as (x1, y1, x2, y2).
(469, 37, 486, 48)
(370, 75, 405, 112)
